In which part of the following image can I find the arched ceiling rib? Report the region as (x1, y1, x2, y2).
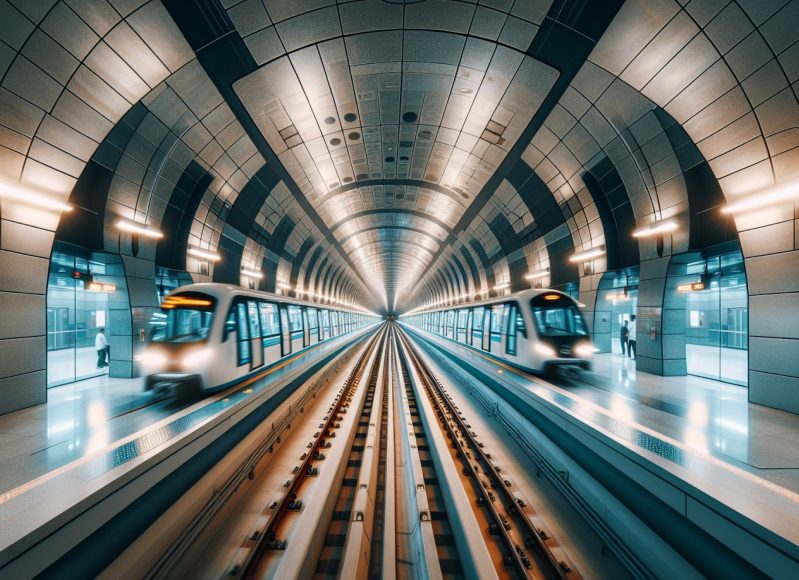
(1, 0, 785, 318)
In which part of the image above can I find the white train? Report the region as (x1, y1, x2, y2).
(401, 289, 596, 373)
(137, 283, 380, 396)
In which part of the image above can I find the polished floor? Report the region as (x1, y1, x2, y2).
(559, 353, 799, 493)
(0, 334, 365, 504)
(0, 373, 171, 497)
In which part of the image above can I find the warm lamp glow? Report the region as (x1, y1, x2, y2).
(115, 219, 163, 239)
(188, 246, 221, 262)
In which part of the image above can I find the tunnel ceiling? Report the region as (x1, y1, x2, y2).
(1, 0, 793, 317)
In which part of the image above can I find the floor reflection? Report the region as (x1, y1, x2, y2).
(556, 354, 799, 474)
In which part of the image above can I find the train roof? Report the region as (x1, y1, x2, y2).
(163, 282, 378, 316)
(402, 288, 579, 316)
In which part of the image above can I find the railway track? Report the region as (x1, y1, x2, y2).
(315, 331, 386, 577)
(235, 327, 387, 578)
(395, 329, 465, 576)
(114, 322, 594, 579)
(396, 327, 579, 580)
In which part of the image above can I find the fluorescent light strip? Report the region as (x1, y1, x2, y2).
(569, 247, 605, 263)
(188, 246, 221, 262)
(493, 283, 509, 291)
(115, 219, 163, 239)
(0, 182, 72, 212)
(241, 268, 263, 279)
(277, 283, 292, 290)
(632, 219, 678, 238)
(721, 180, 799, 214)
(524, 268, 549, 280)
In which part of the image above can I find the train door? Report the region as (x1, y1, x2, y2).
(505, 303, 518, 355)
(447, 310, 455, 338)
(471, 307, 482, 347)
(288, 305, 303, 350)
(279, 305, 292, 356)
(482, 308, 491, 351)
(466, 309, 475, 345)
(455, 309, 466, 342)
(490, 305, 504, 352)
(307, 307, 318, 345)
(302, 307, 310, 347)
(259, 302, 281, 362)
(234, 301, 252, 367)
(321, 309, 330, 340)
(247, 301, 263, 370)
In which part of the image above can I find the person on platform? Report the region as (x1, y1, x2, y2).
(620, 320, 629, 355)
(628, 316, 637, 360)
(96, 328, 108, 369)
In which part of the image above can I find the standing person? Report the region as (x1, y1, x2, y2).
(95, 328, 108, 369)
(620, 320, 629, 355)
(628, 315, 637, 359)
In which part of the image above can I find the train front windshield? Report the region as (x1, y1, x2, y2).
(530, 295, 588, 337)
(152, 293, 216, 343)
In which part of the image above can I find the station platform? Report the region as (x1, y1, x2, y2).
(561, 353, 799, 494)
(401, 325, 799, 576)
(0, 328, 375, 577)
(0, 374, 170, 497)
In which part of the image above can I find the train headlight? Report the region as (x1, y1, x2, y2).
(575, 343, 599, 357)
(136, 351, 167, 372)
(534, 343, 557, 358)
(182, 348, 210, 369)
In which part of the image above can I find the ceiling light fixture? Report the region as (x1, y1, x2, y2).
(115, 219, 163, 239)
(632, 219, 678, 238)
(188, 246, 221, 262)
(0, 182, 72, 212)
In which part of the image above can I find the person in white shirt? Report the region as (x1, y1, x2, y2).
(628, 315, 637, 359)
(95, 328, 108, 369)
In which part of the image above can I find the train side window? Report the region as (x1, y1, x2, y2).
(224, 310, 236, 340)
(457, 309, 468, 330)
(288, 305, 303, 333)
(321, 309, 330, 335)
(490, 305, 504, 334)
(258, 302, 280, 356)
(248, 301, 261, 340)
(236, 301, 251, 366)
(516, 306, 527, 338)
(472, 307, 484, 332)
(307, 307, 318, 329)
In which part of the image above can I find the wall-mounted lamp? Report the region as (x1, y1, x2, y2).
(277, 283, 292, 290)
(241, 267, 264, 279)
(524, 268, 549, 280)
(0, 182, 72, 212)
(721, 180, 799, 214)
(188, 246, 221, 262)
(632, 219, 678, 238)
(115, 218, 163, 239)
(569, 246, 605, 263)
(493, 283, 509, 291)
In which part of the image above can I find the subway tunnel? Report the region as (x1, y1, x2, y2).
(0, 0, 798, 577)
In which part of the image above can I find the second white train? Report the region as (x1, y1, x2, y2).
(401, 289, 596, 373)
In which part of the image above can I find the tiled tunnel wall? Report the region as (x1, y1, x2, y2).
(0, 0, 797, 414)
